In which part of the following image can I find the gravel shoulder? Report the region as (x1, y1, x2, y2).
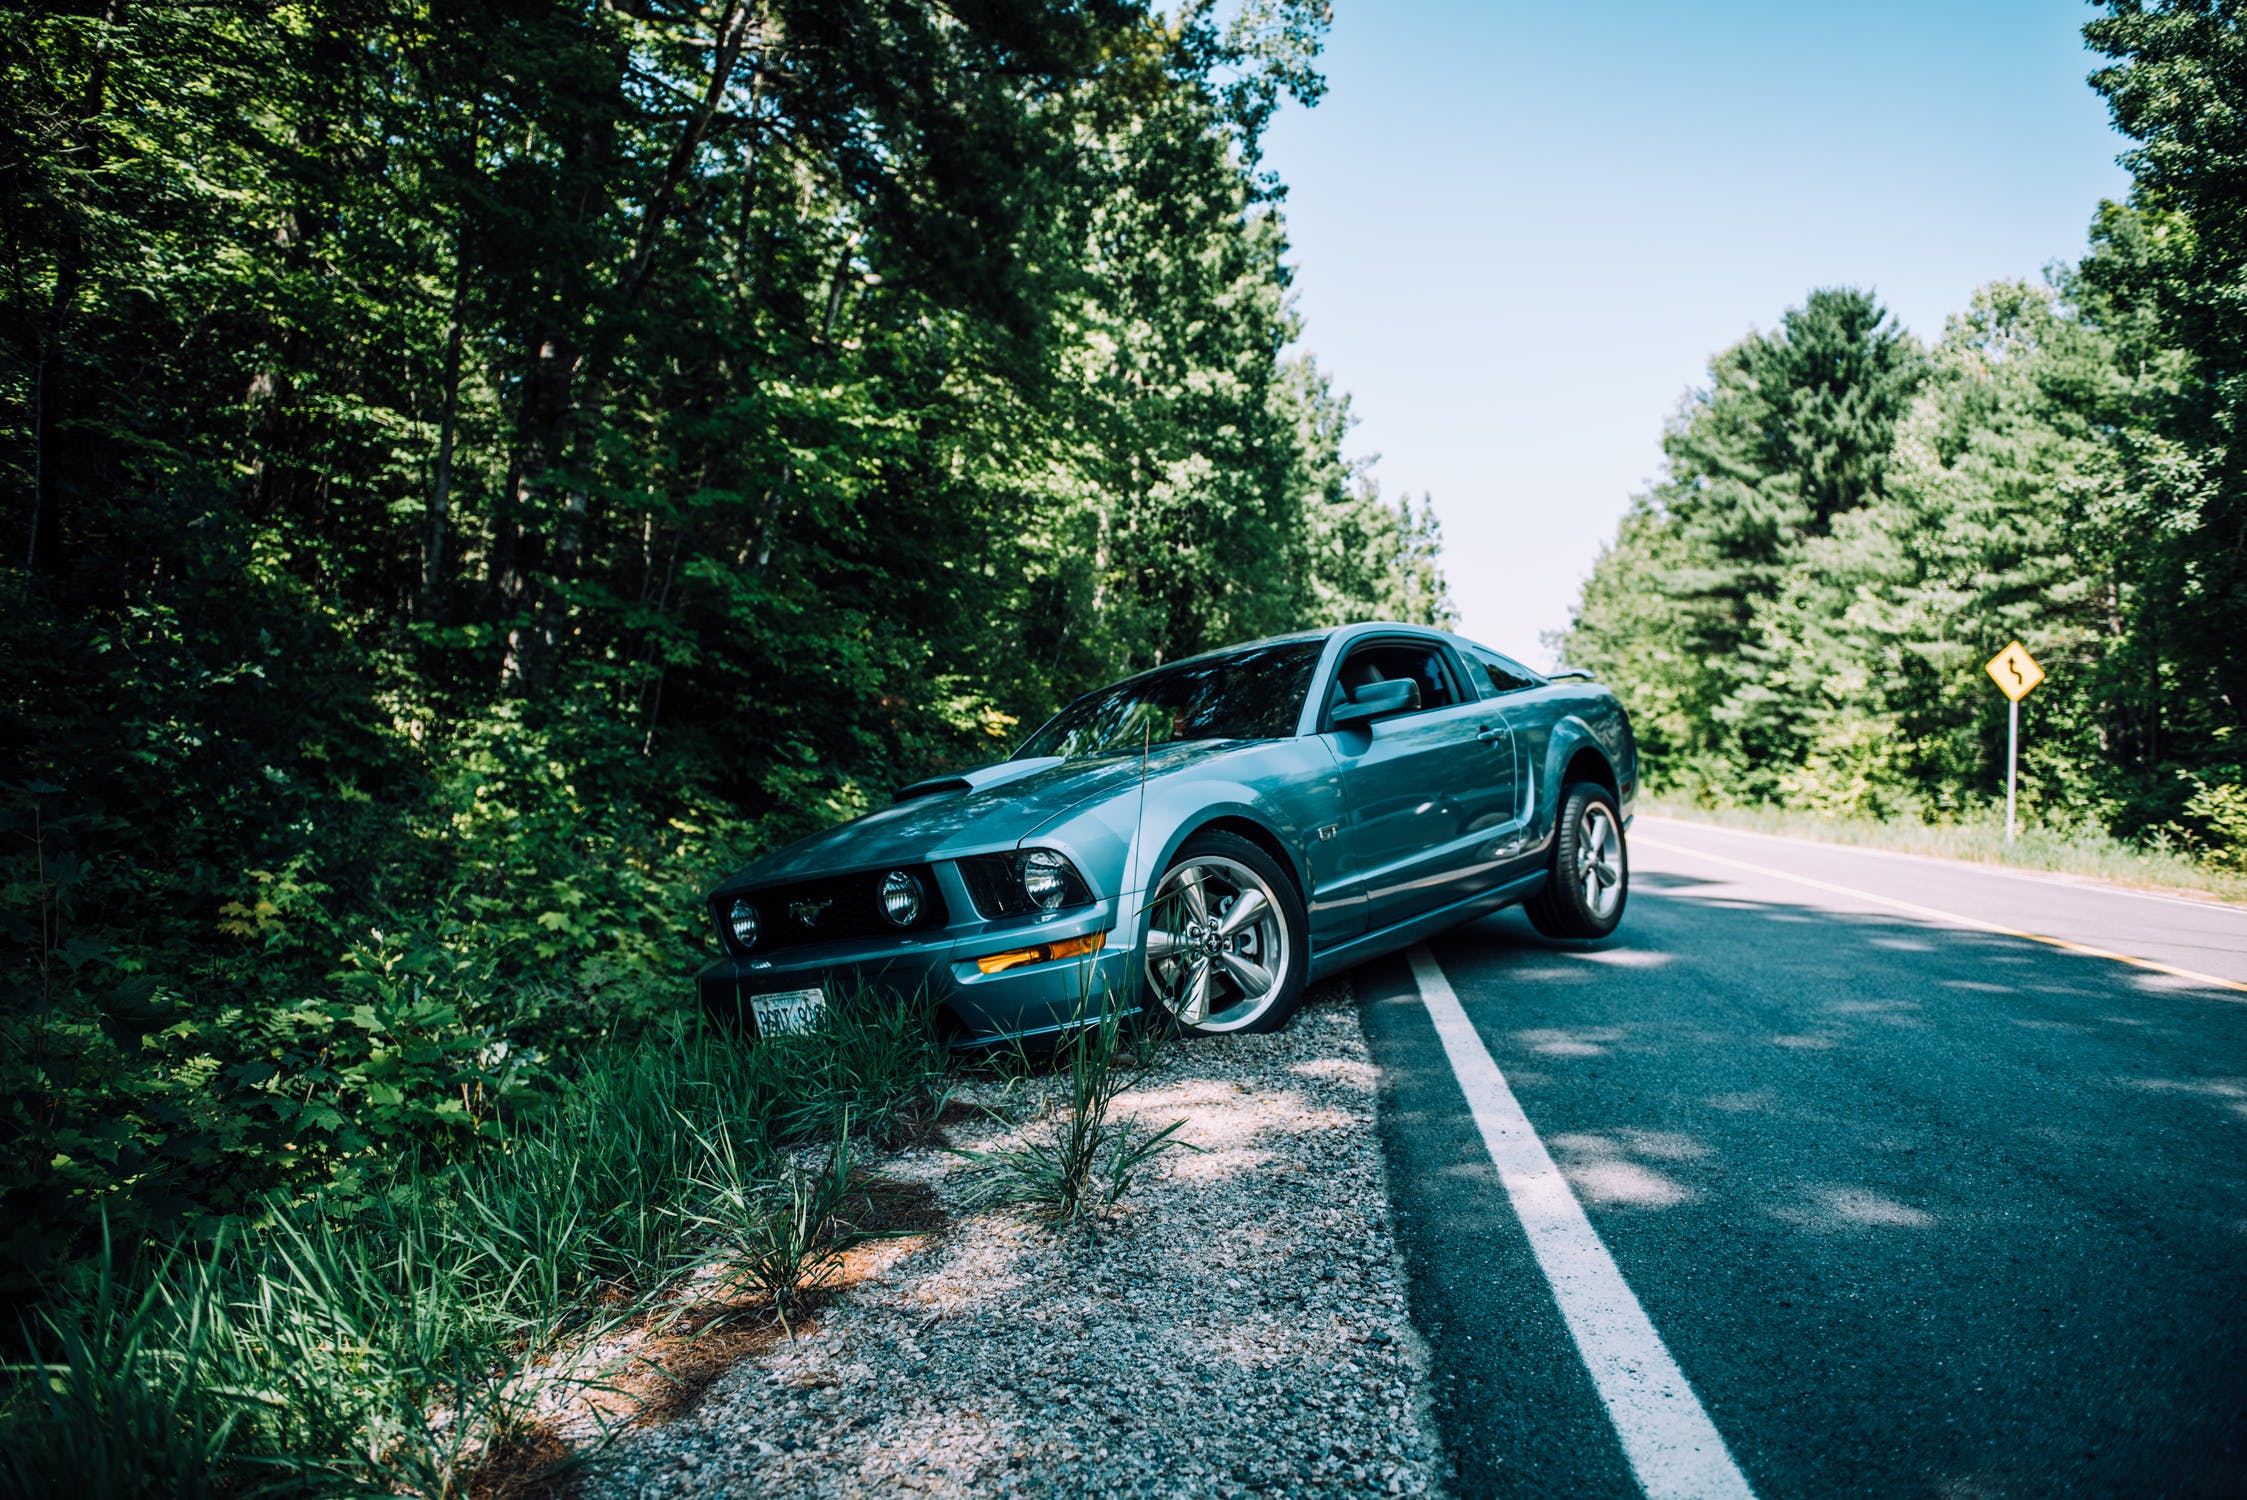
(587, 978, 1451, 1498)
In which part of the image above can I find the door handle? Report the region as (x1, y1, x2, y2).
(1476, 727, 1506, 744)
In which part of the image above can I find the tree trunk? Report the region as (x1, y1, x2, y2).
(28, 0, 122, 575)
(531, 0, 759, 682)
(638, 521, 685, 753)
(745, 235, 854, 571)
(26, 337, 48, 574)
(422, 230, 469, 621)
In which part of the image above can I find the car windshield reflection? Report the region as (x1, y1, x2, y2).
(1014, 641, 1324, 760)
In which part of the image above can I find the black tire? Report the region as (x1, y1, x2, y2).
(1524, 783, 1629, 940)
(1140, 830, 1309, 1036)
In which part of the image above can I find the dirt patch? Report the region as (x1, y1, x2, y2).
(846, 1174, 950, 1238)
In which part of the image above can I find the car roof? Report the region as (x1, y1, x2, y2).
(1014, 623, 1532, 759)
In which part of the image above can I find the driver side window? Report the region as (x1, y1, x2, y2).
(1332, 641, 1460, 719)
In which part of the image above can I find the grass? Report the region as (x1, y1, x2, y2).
(957, 998, 1191, 1236)
(0, 986, 954, 1500)
(1641, 798, 2247, 904)
(684, 1120, 862, 1339)
(3, 1233, 236, 1500)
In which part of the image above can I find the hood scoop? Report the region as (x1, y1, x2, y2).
(892, 777, 971, 802)
(892, 755, 1067, 804)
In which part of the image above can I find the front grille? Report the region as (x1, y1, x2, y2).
(717, 865, 948, 955)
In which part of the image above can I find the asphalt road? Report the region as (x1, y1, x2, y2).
(1358, 816, 2247, 1499)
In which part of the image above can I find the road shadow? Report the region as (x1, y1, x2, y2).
(1353, 881, 2247, 1499)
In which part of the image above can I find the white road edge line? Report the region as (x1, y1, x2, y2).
(1407, 943, 1757, 1500)
(1638, 815, 2247, 918)
(1632, 833, 2247, 999)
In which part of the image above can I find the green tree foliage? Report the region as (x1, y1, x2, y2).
(1750, 284, 2126, 820)
(0, 0, 1450, 1289)
(1568, 288, 1925, 797)
(1565, 1, 2245, 853)
(2084, 0, 2247, 733)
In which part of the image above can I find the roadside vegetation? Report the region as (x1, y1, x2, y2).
(0, 949, 1189, 1497)
(958, 1004, 1192, 1236)
(1643, 800, 2247, 904)
(1, 0, 1451, 1434)
(1564, 6, 2247, 880)
(0, 995, 950, 1499)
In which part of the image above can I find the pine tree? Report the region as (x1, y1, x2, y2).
(1564, 288, 1923, 796)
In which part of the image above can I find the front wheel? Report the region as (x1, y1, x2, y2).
(1141, 831, 1308, 1035)
(1524, 784, 1628, 939)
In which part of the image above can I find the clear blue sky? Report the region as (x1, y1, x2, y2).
(1259, 0, 2132, 667)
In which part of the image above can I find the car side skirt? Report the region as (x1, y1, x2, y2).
(1306, 869, 1549, 983)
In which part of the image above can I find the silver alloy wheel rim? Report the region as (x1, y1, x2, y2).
(1144, 855, 1290, 1033)
(1577, 802, 1624, 920)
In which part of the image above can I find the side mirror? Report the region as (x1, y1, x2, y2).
(1330, 677, 1421, 727)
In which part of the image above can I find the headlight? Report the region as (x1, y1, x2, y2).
(959, 851, 1093, 917)
(727, 898, 760, 950)
(879, 869, 924, 927)
(1022, 849, 1073, 911)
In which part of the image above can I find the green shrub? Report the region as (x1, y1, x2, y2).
(0, 751, 761, 1306)
(0, 993, 953, 1496)
(2179, 767, 2247, 872)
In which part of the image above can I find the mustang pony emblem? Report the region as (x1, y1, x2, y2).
(790, 897, 833, 927)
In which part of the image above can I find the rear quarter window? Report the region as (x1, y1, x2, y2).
(1471, 648, 1540, 696)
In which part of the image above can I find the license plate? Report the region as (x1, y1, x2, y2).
(751, 986, 826, 1037)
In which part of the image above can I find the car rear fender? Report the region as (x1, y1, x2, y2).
(1535, 705, 1635, 847)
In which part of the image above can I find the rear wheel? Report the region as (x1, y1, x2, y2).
(1141, 831, 1307, 1035)
(1525, 784, 1628, 939)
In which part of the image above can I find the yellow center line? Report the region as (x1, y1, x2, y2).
(1633, 834, 2247, 999)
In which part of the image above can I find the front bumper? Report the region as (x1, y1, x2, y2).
(696, 897, 1140, 1047)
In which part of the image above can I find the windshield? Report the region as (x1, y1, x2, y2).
(1015, 641, 1325, 760)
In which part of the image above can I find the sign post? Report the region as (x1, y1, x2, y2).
(1983, 641, 2045, 842)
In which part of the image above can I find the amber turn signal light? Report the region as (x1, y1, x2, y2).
(974, 930, 1106, 975)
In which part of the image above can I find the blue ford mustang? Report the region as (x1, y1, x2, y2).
(698, 623, 1636, 1044)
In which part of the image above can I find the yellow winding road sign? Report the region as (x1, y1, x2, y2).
(1985, 641, 2044, 702)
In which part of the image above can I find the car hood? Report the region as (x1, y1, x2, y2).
(719, 741, 1245, 891)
